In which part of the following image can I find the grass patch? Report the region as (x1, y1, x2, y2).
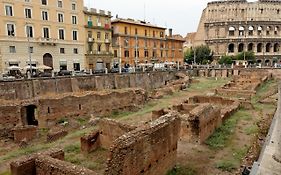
(233, 146, 249, 160)
(215, 160, 237, 172)
(244, 125, 259, 135)
(64, 143, 80, 153)
(252, 79, 277, 103)
(206, 110, 250, 149)
(189, 77, 230, 91)
(0, 171, 11, 175)
(166, 165, 197, 175)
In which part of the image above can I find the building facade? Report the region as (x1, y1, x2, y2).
(83, 8, 113, 71)
(0, 0, 85, 73)
(194, 0, 281, 65)
(111, 18, 184, 67)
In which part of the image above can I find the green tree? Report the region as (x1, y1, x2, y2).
(219, 55, 233, 65)
(184, 45, 213, 64)
(235, 51, 255, 62)
(184, 48, 194, 64)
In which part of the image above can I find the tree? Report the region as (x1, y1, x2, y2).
(184, 45, 213, 64)
(184, 48, 194, 64)
(235, 51, 256, 62)
(219, 55, 233, 65)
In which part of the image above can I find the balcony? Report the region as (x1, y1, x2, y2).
(87, 50, 113, 56)
(37, 37, 57, 46)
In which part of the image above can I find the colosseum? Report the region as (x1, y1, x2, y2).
(194, 0, 281, 65)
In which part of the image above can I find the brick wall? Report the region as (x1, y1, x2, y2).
(105, 112, 181, 175)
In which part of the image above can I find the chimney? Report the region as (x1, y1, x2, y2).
(169, 28, 173, 37)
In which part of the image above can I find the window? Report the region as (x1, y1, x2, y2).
(106, 44, 110, 52)
(72, 16, 77, 24)
(41, 0, 47, 5)
(72, 30, 78, 41)
(26, 25, 33, 37)
(124, 50, 129, 57)
(114, 50, 117, 57)
(135, 28, 138, 35)
(7, 24, 15, 36)
(73, 48, 78, 54)
(145, 30, 147, 36)
(98, 44, 101, 52)
(153, 31, 155, 37)
(43, 27, 49, 38)
(58, 13, 64, 22)
(72, 3, 76, 10)
(160, 32, 164, 38)
(9, 46, 16, 53)
(73, 63, 80, 71)
(134, 50, 139, 57)
(125, 27, 128, 35)
(42, 11, 48, 20)
(58, 29, 64, 40)
(97, 32, 101, 40)
(145, 50, 149, 57)
(25, 8, 32, 18)
(229, 26, 235, 36)
(29, 47, 33, 53)
(105, 33, 109, 39)
(60, 48, 65, 54)
(57, 0, 62, 8)
(5, 5, 13, 16)
(25, 0, 30, 2)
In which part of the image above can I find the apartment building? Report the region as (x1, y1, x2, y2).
(111, 18, 184, 67)
(84, 7, 113, 70)
(0, 0, 85, 73)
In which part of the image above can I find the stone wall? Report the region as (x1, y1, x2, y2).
(81, 118, 136, 153)
(105, 112, 181, 175)
(0, 71, 179, 100)
(13, 126, 37, 142)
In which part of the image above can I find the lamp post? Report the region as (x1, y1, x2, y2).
(26, 22, 32, 78)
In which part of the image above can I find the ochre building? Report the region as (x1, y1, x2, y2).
(194, 0, 281, 65)
(0, 0, 85, 72)
(84, 8, 113, 71)
(111, 18, 184, 67)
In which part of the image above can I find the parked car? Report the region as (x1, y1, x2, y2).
(58, 70, 72, 76)
(94, 69, 105, 74)
(38, 72, 52, 77)
(110, 68, 119, 73)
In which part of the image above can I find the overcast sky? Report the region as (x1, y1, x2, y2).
(84, 0, 211, 36)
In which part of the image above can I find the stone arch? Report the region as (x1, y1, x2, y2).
(266, 26, 272, 35)
(238, 43, 244, 52)
(257, 59, 262, 64)
(266, 43, 272, 52)
(248, 26, 254, 35)
(228, 43, 235, 53)
(274, 43, 280, 52)
(257, 43, 263, 53)
(248, 43, 254, 51)
(258, 26, 263, 36)
(239, 26, 245, 36)
(275, 26, 279, 35)
(265, 59, 271, 66)
(229, 26, 235, 36)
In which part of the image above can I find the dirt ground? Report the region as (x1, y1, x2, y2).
(0, 77, 277, 175)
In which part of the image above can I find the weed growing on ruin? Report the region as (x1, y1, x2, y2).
(206, 110, 249, 149)
(215, 160, 236, 172)
(244, 125, 259, 135)
(0, 171, 11, 175)
(166, 165, 197, 175)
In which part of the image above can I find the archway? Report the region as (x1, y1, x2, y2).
(266, 43, 272, 52)
(265, 59, 271, 66)
(228, 43, 235, 53)
(274, 43, 280, 52)
(248, 43, 254, 51)
(20, 105, 38, 126)
(43, 53, 53, 68)
(257, 43, 263, 53)
(238, 43, 244, 52)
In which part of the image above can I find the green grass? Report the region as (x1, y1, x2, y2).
(252, 79, 276, 103)
(189, 77, 230, 91)
(244, 125, 259, 135)
(64, 143, 80, 153)
(215, 160, 236, 172)
(206, 110, 250, 149)
(0, 171, 11, 175)
(166, 165, 197, 175)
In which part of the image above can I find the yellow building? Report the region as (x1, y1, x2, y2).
(0, 0, 85, 73)
(83, 8, 113, 71)
(111, 18, 184, 67)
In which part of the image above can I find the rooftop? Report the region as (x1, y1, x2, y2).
(111, 18, 166, 30)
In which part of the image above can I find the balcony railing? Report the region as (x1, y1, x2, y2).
(37, 37, 57, 46)
(87, 50, 113, 55)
